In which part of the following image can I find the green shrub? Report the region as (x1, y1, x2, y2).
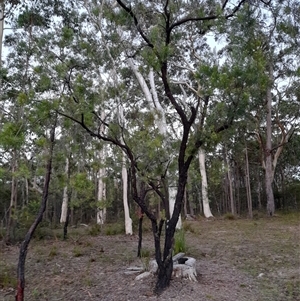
(140, 248, 151, 271)
(48, 246, 58, 259)
(73, 246, 84, 257)
(33, 227, 55, 240)
(105, 223, 124, 235)
(174, 229, 187, 254)
(88, 224, 101, 236)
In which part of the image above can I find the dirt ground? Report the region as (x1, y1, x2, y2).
(1, 213, 299, 301)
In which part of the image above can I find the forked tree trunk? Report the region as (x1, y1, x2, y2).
(156, 255, 173, 293)
(15, 120, 56, 301)
(128, 60, 182, 228)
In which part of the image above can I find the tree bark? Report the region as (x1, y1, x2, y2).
(137, 207, 144, 257)
(96, 112, 107, 225)
(155, 255, 173, 293)
(118, 106, 133, 235)
(129, 60, 182, 228)
(265, 64, 275, 216)
(245, 143, 253, 219)
(198, 148, 213, 218)
(225, 146, 235, 215)
(15, 119, 56, 301)
(60, 157, 69, 223)
(96, 157, 106, 225)
(122, 151, 133, 235)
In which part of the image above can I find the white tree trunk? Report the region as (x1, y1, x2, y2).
(149, 68, 182, 228)
(245, 144, 253, 219)
(129, 59, 182, 228)
(96, 111, 107, 225)
(198, 148, 213, 218)
(122, 151, 133, 235)
(60, 157, 69, 223)
(96, 159, 106, 225)
(119, 106, 133, 235)
(169, 186, 182, 229)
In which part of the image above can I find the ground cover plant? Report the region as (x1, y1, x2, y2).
(1, 212, 299, 301)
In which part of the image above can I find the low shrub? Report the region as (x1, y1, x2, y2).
(105, 223, 124, 235)
(174, 229, 187, 254)
(223, 212, 236, 220)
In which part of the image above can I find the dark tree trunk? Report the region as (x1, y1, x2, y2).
(15, 120, 56, 301)
(137, 208, 144, 257)
(63, 206, 71, 240)
(155, 256, 173, 293)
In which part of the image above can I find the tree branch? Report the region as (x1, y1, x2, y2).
(116, 0, 154, 48)
(169, 0, 248, 33)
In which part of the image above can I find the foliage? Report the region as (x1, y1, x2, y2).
(173, 229, 187, 255)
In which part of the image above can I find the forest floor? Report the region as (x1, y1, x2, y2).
(0, 212, 299, 301)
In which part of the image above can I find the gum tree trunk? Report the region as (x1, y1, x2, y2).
(265, 65, 275, 216)
(60, 157, 69, 223)
(198, 148, 213, 218)
(119, 106, 133, 235)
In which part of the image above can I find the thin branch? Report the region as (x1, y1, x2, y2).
(222, 0, 230, 10)
(169, 0, 248, 33)
(116, 0, 154, 48)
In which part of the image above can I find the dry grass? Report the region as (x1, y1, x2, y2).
(185, 212, 300, 300)
(0, 212, 299, 301)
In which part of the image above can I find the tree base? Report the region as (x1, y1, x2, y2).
(155, 259, 173, 294)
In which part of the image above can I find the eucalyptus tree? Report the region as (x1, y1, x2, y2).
(59, 0, 261, 292)
(221, 0, 299, 216)
(4, 0, 273, 294)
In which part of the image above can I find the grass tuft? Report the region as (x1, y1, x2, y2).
(0, 261, 17, 289)
(223, 212, 236, 220)
(174, 229, 187, 254)
(73, 246, 84, 257)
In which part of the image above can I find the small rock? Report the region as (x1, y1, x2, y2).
(135, 271, 151, 281)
